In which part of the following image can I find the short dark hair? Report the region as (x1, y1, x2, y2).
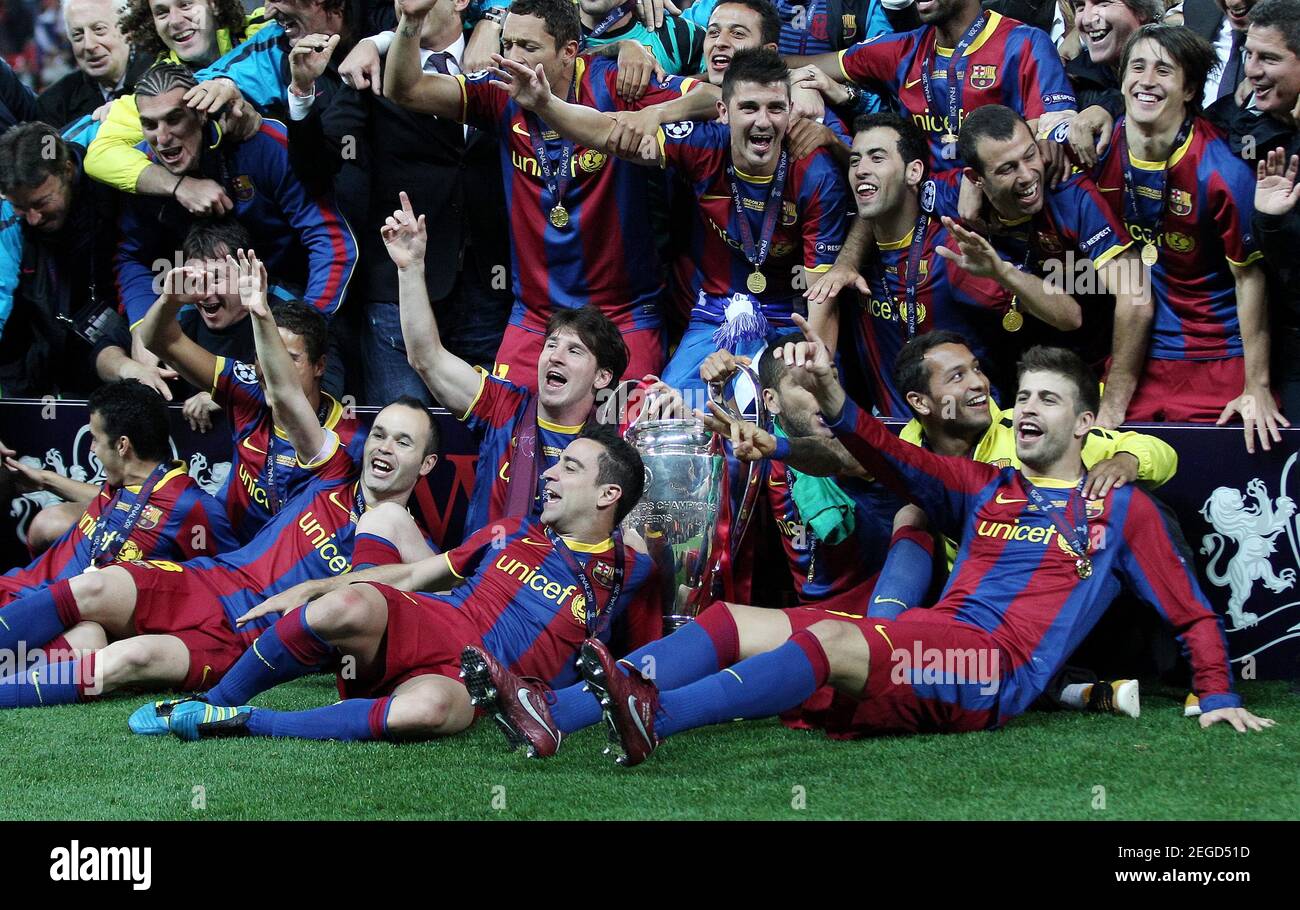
(710, 0, 781, 47)
(893, 330, 973, 406)
(182, 218, 253, 262)
(1119, 24, 1217, 116)
(1112, 0, 1165, 23)
(508, 0, 581, 48)
(1250, 0, 1300, 58)
(1016, 345, 1100, 415)
(134, 62, 199, 99)
(721, 47, 788, 102)
(270, 300, 328, 364)
(385, 395, 440, 459)
(579, 423, 645, 524)
(957, 104, 1030, 175)
(87, 380, 172, 464)
(545, 306, 629, 387)
(853, 111, 931, 182)
(0, 121, 73, 195)
(758, 331, 804, 391)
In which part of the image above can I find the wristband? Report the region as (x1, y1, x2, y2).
(771, 435, 791, 462)
(288, 81, 315, 98)
(172, 174, 185, 199)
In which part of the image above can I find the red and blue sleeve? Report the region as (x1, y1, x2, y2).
(1204, 149, 1263, 267)
(925, 169, 964, 218)
(618, 70, 697, 112)
(1115, 490, 1240, 711)
(1055, 174, 1130, 264)
(446, 517, 527, 578)
(826, 397, 999, 536)
(259, 124, 356, 316)
(462, 368, 529, 433)
(113, 196, 165, 329)
(457, 72, 510, 133)
(800, 156, 851, 271)
(211, 356, 267, 436)
(1013, 26, 1076, 120)
(658, 121, 728, 181)
(837, 32, 910, 87)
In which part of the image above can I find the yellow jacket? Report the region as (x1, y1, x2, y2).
(900, 398, 1179, 565)
(85, 11, 274, 191)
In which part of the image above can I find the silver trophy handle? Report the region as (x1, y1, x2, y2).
(705, 361, 770, 562)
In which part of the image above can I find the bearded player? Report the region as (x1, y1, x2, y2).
(0, 251, 438, 712)
(144, 425, 659, 744)
(465, 315, 1270, 764)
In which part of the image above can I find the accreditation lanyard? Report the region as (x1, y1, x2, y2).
(1118, 115, 1192, 261)
(585, 1, 635, 43)
(1023, 476, 1093, 579)
(546, 526, 625, 638)
(871, 212, 931, 339)
(88, 461, 170, 568)
(347, 482, 368, 527)
(726, 150, 790, 289)
(262, 397, 333, 513)
(919, 13, 987, 140)
(525, 75, 579, 226)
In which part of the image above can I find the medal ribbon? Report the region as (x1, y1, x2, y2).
(726, 149, 790, 279)
(871, 211, 931, 340)
(546, 526, 625, 639)
(525, 75, 579, 220)
(584, 1, 636, 43)
(88, 461, 171, 568)
(919, 13, 987, 142)
(1118, 115, 1192, 255)
(262, 396, 335, 513)
(1023, 476, 1090, 568)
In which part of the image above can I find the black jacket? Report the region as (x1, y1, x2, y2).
(35, 51, 151, 130)
(0, 144, 128, 398)
(1066, 46, 1123, 118)
(984, 0, 1056, 33)
(287, 70, 510, 305)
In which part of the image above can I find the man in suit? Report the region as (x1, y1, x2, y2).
(36, 0, 151, 129)
(286, 0, 512, 405)
(1183, 0, 1258, 106)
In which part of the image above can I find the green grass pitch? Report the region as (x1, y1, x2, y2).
(3, 678, 1296, 820)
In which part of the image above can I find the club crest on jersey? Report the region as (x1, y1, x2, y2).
(577, 149, 608, 172)
(1086, 499, 1106, 520)
(232, 175, 255, 203)
(233, 361, 258, 385)
(1169, 189, 1193, 216)
(841, 13, 856, 38)
(781, 201, 798, 225)
(663, 120, 694, 139)
(136, 504, 163, 530)
(1036, 231, 1064, 254)
(592, 560, 615, 587)
(967, 64, 997, 89)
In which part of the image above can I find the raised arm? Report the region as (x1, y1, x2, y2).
(235, 250, 325, 461)
(138, 268, 221, 393)
(381, 192, 481, 415)
(384, 2, 469, 118)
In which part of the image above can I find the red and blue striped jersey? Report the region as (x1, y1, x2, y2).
(765, 462, 897, 601)
(436, 517, 658, 688)
(827, 397, 1240, 720)
(456, 56, 697, 335)
(180, 433, 396, 635)
(1088, 117, 1261, 360)
(658, 121, 850, 325)
(459, 368, 585, 535)
(209, 355, 364, 541)
(838, 12, 1075, 171)
(852, 205, 1011, 416)
(0, 463, 236, 603)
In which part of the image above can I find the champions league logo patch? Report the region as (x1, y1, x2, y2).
(663, 120, 694, 140)
(920, 179, 937, 214)
(233, 362, 259, 385)
(1050, 121, 1071, 144)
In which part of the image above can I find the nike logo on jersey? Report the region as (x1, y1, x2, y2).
(240, 437, 268, 456)
(874, 624, 895, 651)
(995, 493, 1028, 504)
(904, 77, 923, 89)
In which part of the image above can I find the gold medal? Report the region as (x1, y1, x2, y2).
(549, 205, 570, 228)
(1002, 307, 1023, 333)
(746, 270, 767, 294)
(1075, 557, 1092, 580)
(1140, 241, 1158, 267)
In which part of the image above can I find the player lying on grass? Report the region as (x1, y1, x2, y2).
(464, 315, 1271, 766)
(0, 381, 237, 614)
(0, 251, 438, 710)
(134, 424, 660, 744)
